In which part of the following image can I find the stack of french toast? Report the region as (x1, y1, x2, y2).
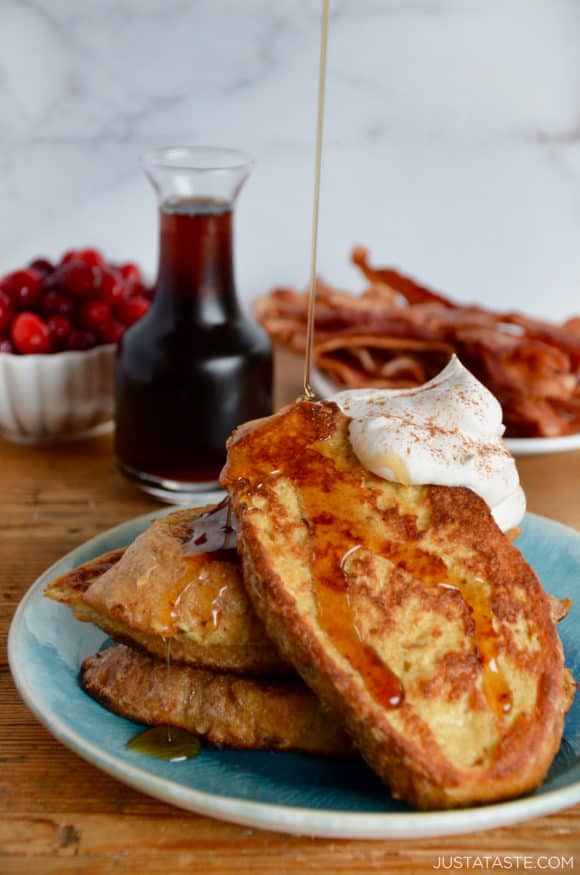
(46, 400, 575, 809)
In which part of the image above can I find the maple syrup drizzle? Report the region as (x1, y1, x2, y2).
(210, 584, 229, 630)
(314, 539, 404, 708)
(302, 0, 330, 401)
(224, 407, 404, 710)
(126, 726, 202, 762)
(182, 499, 237, 556)
(375, 541, 512, 716)
(126, 503, 238, 761)
(165, 638, 173, 743)
(151, 501, 238, 638)
(223, 404, 513, 718)
(459, 580, 512, 715)
(223, 500, 235, 550)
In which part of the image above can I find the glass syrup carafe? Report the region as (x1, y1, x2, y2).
(115, 146, 272, 502)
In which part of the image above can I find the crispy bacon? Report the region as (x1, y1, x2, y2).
(255, 249, 580, 438)
(352, 247, 456, 308)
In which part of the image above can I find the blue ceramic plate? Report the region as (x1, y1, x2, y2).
(8, 499, 580, 838)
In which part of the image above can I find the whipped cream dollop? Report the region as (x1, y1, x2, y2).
(333, 356, 525, 532)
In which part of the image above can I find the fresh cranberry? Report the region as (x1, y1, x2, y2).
(79, 298, 112, 330)
(40, 271, 60, 293)
(47, 315, 73, 348)
(122, 279, 149, 299)
(11, 312, 52, 354)
(0, 292, 14, 333)
(117, 296, 150, 326)
(99, 268, 124, 305)
(66, 328, 97, 351)
(99, 319, 125, 344)
(3, 269, 43, 309)
(40, 290, 75, 317)
(0, 338, 16, 353)
(119, 262, 142, 283)
(76, 248, 105, 268)
(29, 258, 54, 275)
(60, 249, 81, 265)
(0, 277, 14, 300)
(57, 261, 98, 297)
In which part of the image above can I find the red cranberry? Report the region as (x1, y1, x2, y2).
(66, 328, 97, 351)
(79, 298, 112, 330)
(29, 258, 54, 275)
(39, 290, 75, 317)
(0, 338, 16, 353)
(117, 296, 150, 326)
(0, 276, 15, 300)
(76, 248, 105, 268)
(0, 277, 14, 299)
(100, 269, 124, 305)
(119, 262, 142, 283)
(122, 279, 149, 299)
(60, 249, 81, 265)
(3, 269, 43, 310)
(11, 312, 52, 354)
(57, 261, 98, 297)
(40, 272, 61, 293)
(47, 315, 73, 348)
(1, 253, 145, 352)
(0, 292, 14, 333)
(99, 319, 125, 344)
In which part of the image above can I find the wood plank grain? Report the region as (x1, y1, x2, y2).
(0, 812, 579, 873)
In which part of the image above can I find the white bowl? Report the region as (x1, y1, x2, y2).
(0, 344, 116, 444)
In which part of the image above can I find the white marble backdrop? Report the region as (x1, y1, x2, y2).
(1, 0, 579, 319)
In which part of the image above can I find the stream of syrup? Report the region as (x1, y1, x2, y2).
(302, 0, 330, 400)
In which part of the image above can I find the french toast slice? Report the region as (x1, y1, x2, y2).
(45, 504, 286, 676)
(82, 644, 352, 757)
(221, 401, 574, 809)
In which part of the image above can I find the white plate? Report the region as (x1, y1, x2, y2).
(503, 434, 580, 456)
(310, 368, 580, 457)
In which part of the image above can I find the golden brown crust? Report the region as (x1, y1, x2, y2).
(81, 645, 353, 757)
(45, 506, 286, 676)
(45, 548, 126, 603)
(222, 400, 573, 809)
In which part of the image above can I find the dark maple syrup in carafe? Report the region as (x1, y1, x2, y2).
(115, 196, 272, 492)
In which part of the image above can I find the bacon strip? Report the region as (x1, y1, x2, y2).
(352, 246, 455, 308)
(255, 250, 580, 438)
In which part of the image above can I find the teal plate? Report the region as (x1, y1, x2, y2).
(8, 498, 580, 838)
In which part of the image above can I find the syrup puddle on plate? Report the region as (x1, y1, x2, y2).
(126, 726, 202, 762)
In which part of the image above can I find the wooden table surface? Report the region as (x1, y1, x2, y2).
(1, 348, 579, 873)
